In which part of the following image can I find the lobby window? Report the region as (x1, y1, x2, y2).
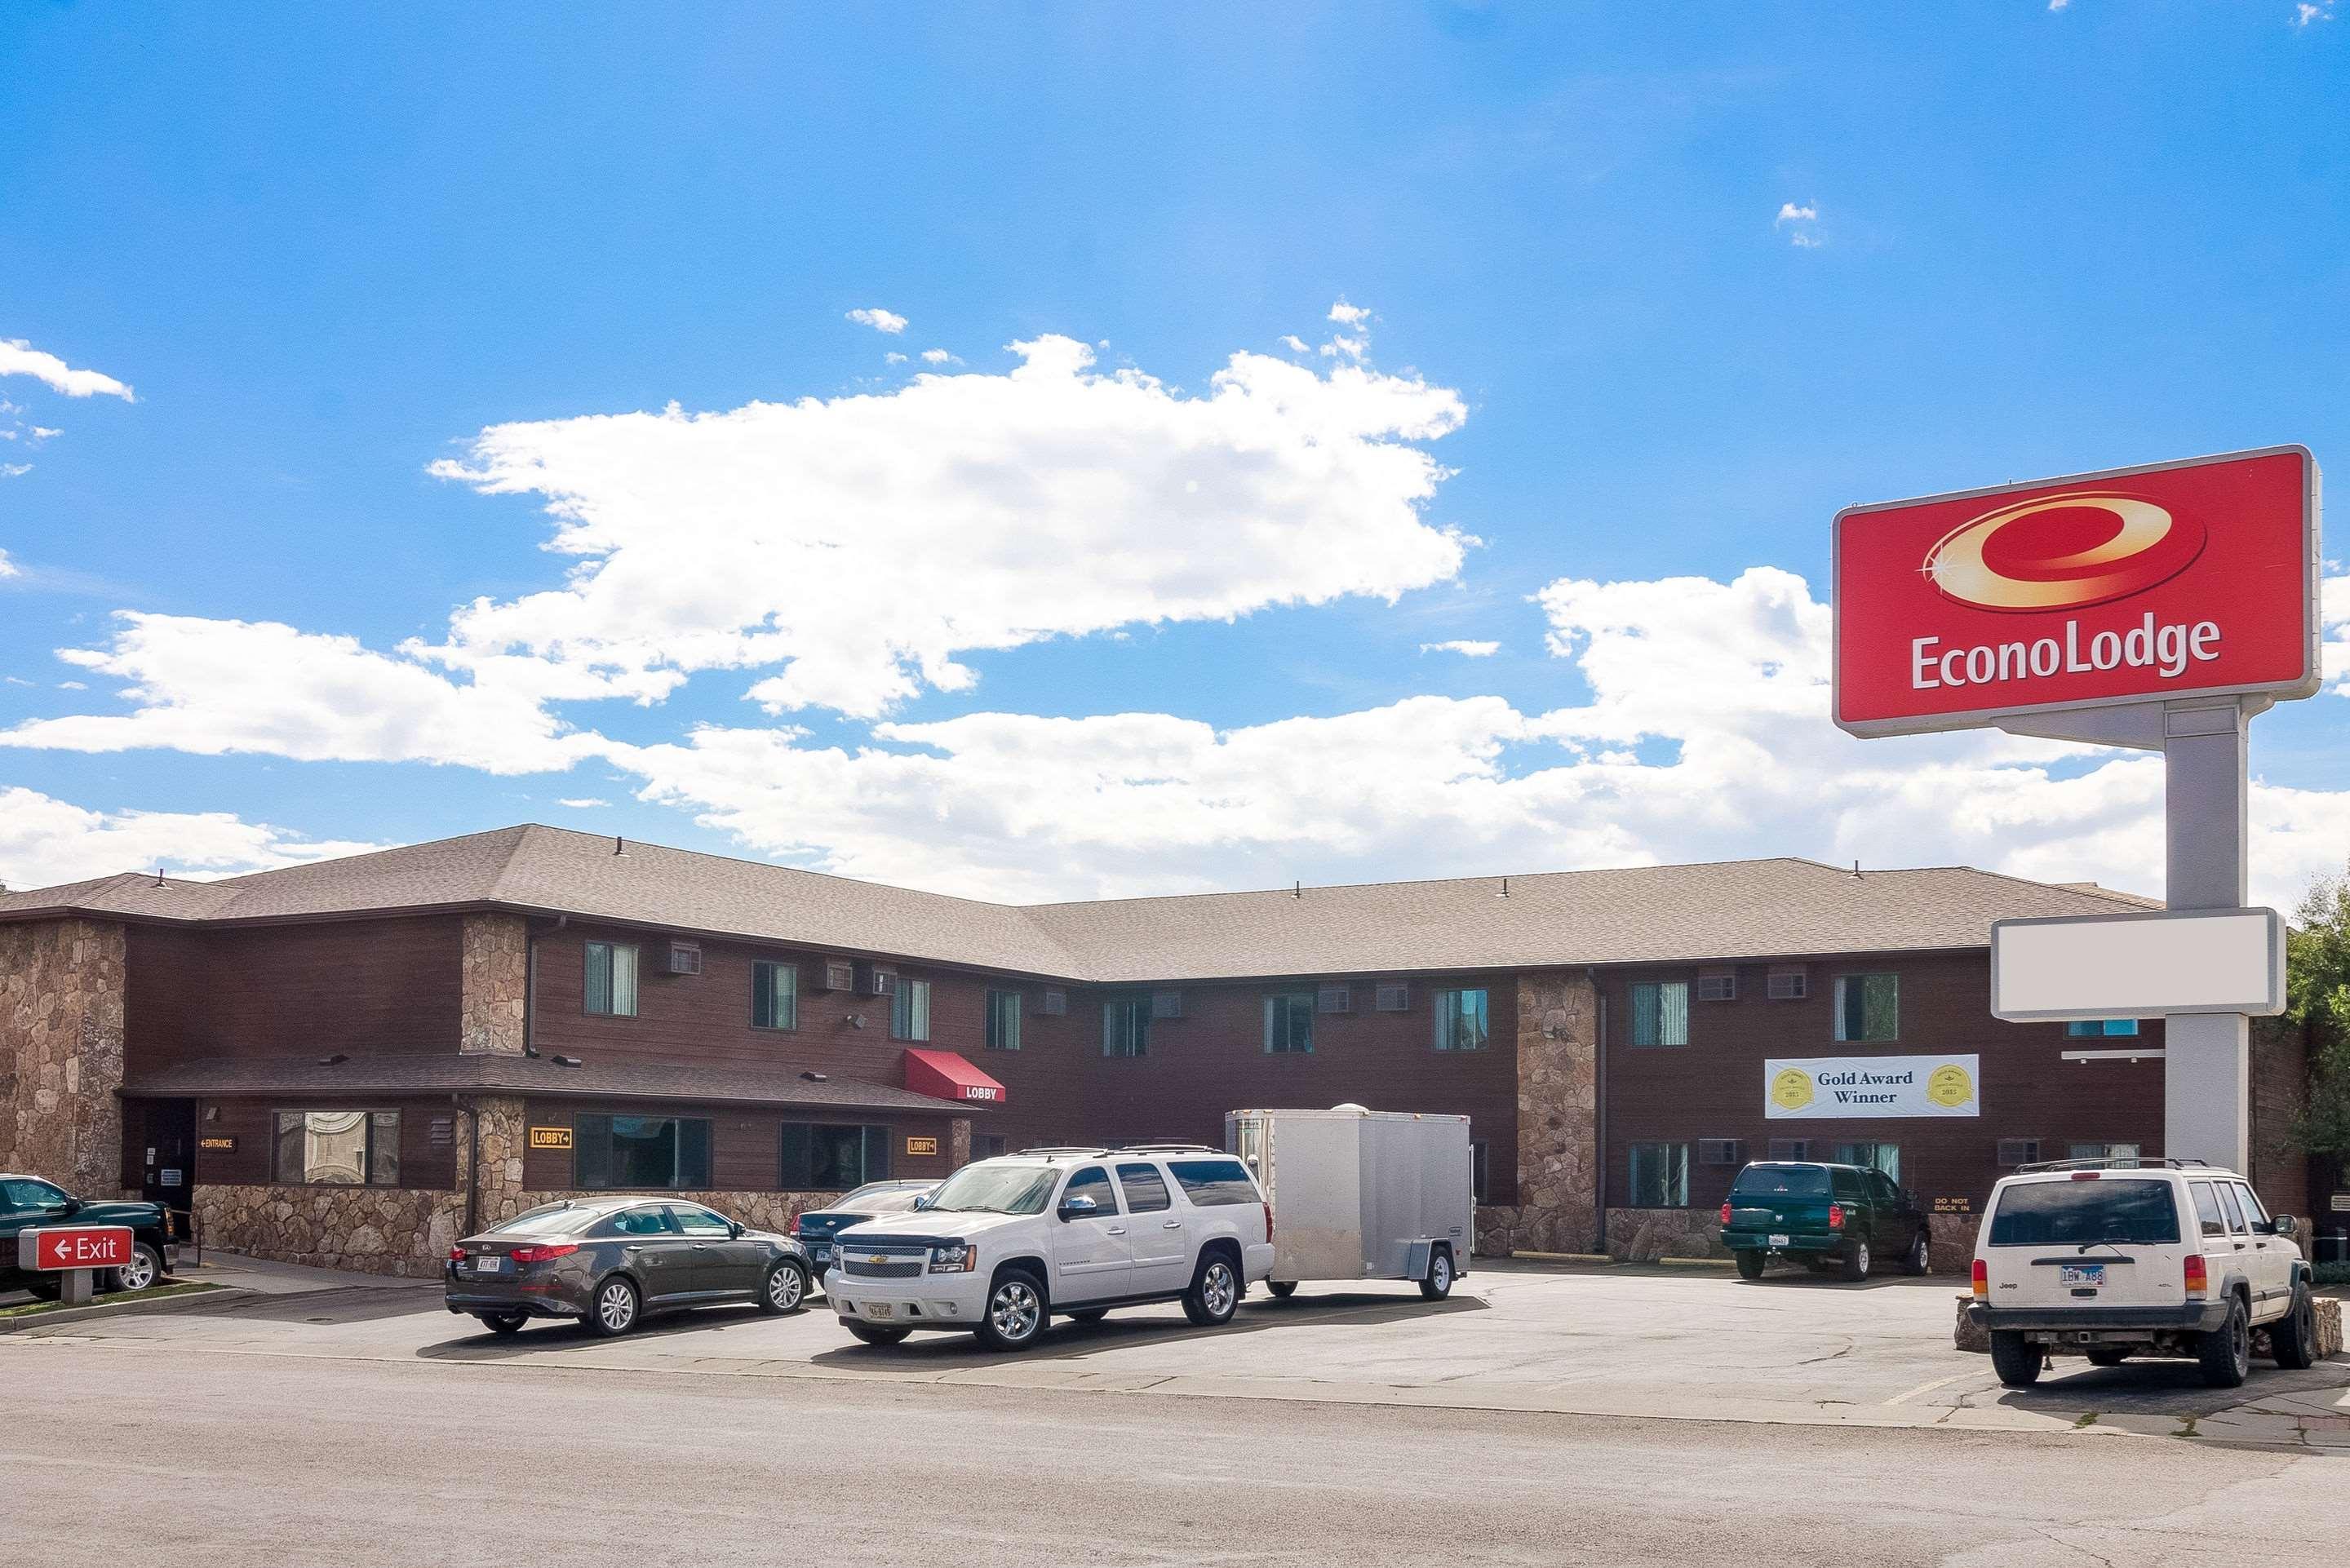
(1264, 990, 1315, 1054)
(574, 1114, 712, 1190)
(1627, 1142, 1689, 1207)
(1629, 981, 1690, 1048)
(1102, 994, 1151, 1058)
(583, 941, 639, 1017)
(751, 960, 797, 1031)
(1433, 988, 1490, 1052)
(1833, 973, 1899, 1043)
(273, 1110, 399, 1187)
(891, 977, 931, 1042)
(986, 989, 1022, 1052)
(1833, 1141, 1900, 1183)
(1470, 1139, 1490, 1203)
(2065, 1019, 2140, 1038)
(781, 1123, 890, 1189)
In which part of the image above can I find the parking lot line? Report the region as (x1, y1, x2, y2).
(1884, 1371, 1975, 1406)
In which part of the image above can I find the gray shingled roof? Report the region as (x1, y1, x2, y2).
(1, 822, 2164, 981)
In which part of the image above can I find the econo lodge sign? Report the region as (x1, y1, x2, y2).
(1833, 446, 2321, 736)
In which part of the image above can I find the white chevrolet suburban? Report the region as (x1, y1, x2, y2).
(823, 1146, 1277, 1351)
(1968, 1158, 2320, 1389)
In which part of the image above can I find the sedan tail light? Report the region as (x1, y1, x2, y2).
(2184, 1252, 2208, 1296)
(509, 1243, 579, 1265)
(1827, 1203, 1845, 1230)
(448, 1246, 466, 1263)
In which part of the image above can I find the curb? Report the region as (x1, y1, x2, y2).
(0, 1283, 251, 1334)
(1657, 1256, 1738, 1269)
(1509, 1251, 1616, 1265)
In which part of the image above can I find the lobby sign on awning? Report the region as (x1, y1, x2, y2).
(1764, 1055, 1980, 1119)
(902, 1048, 1006, 1106)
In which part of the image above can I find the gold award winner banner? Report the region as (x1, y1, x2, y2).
(1763, 1055, 1980, 1119)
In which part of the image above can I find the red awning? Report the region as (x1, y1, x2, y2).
(902, 1048, 1007, 1108)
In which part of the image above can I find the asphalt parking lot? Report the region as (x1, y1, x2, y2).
(14, 1258, 2346, 1442)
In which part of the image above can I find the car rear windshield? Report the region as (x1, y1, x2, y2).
(1987, 1179, 2181, 1247)
(1731, 1166, 1829, 1198)
(486, 1205, 604, 1235)
(1166, 1158, 1259, 1206)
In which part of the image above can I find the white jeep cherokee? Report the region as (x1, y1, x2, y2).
(1968, 1158, 2321, 1389)
(823, 1146, 1277, 1352)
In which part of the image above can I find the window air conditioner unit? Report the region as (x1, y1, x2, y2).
(1696, 970, 1736, 1002)
(1040, 989, 1067, 1017)
(1316, 984, 1353, 1015)
(664, 941, 703, 977)
(1698, 1139, 1746, 1167)
(1767, 1139, 1810, 1161)
(1151, 990, 1184, 1021)
(859, 964, 896, 998)
(1997, 1139, 2041, 1167)
(815, 960, 854, 994)
(1373, 983, 1411, 1012)
(1766, 969, 1809, 1000)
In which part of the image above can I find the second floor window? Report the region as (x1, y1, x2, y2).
(1833, 973, 1899, 1043)
(583, 941, 638, 1017)
(986, 989, 1022, 1051)
(1102, 994, 1151, 1057)
(2066, 1019, 2139, 1038)
(752, 960, 797, 1030)
(1433, 987, 1490, 1052)
(1264, 990, 1315, 1054)
(892, 977, 931, 1041)
(1629, 981, 1689, 1047)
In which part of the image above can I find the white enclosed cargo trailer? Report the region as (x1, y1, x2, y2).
(1223, 1105, 1473, 1300)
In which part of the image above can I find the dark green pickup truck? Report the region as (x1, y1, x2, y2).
(1, 1173, 178, 1298)
(1719, 1161, 1931, 1282)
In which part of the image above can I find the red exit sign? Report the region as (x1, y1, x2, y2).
(19, 1225, 133, 1272)
(1833, 447, 2321, 737)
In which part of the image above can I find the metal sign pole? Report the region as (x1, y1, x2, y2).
(2162, 698, 2254, 1172)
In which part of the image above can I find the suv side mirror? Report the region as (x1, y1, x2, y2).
(2274, 1214, 2298, 1239)
(1058, 1194, 1097, 1222)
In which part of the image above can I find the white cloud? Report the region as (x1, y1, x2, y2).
(2295, 2, 2332, 24)
(2321, 571, 2349, 695)
(846, 308, 908, 334)
(2048, 0, 2068, 11)
(423, 332, 1470, 716)
(884, 352, 908, 365)
(0, 786, 381, 890)
(0, 464, 29, 479)
(0, 339, 133, 401)
(0, 547, 16, 579)
(1328, 299, 1372, 327)
(919, 348, 957, 365)
(1421, 639, 1500, 657)
(1280, 335, 1310, 353)
(1776, 202, 1818, 224)
(1789, 233, 1825, 250)
(556, 797, 610, 809)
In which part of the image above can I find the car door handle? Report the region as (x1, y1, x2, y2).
(1163, 1220, 1183, 1229)
(1106, 1226, 1127, 1236)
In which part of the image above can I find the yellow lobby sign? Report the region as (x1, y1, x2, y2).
(905, 1136, 939, 1157)
(1762, 1056, 1980, 1119)
(528, 1126, 574, 1150)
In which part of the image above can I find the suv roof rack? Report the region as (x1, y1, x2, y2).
(1010, 1146, 1106, 1158)
(1107, 1142, 1219, 1155)
(2013, 1156, 2210, 1174)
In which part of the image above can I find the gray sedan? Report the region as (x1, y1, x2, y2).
(446, 1196, 814, 1336)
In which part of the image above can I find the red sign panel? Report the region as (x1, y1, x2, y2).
(1833, 447, 2321, 736)
(21, 1225, 133, 1272)
(902, 1046, 1008, 1106)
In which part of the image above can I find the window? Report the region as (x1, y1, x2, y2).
(1626, 1142, 1689, 1207)
(891, 978, 931, 1041)
(1629, 981, 1690, 1047)
(2065, 1019, 2140, 1038)
(1165, 1158, 1260, 1206)
(780, 1123, 891, 1189)
(583, 941, 639, 1017)
(975, 1135, 1009, 1160)
(1470, 1140, 1489, 1203)
(1766, 1138, 1811, 1162)
(1996, 1139, 2041, 1167)
(1433, 988, 1490, 1052)
(1, 1177, 69, 1211)
(1833, 974, 1898, 1043)
(598, 1207, 675, 1238)
(574, 1114, 712, 1190)
(1833, 1141, 1900, 1182)
(986, 989, 1022, 1052)
(752, 959, 797, 1030)
(2217, 1182, 2249, 1234)
(2067, 1142, 2141, 1163)
(1115, 1162, 1173, 1213)
(1264, 991, 1315, 1054)
(1733, 1166, 1829, 1198)
(670, 1204, 733, 1237)
(2233, 1183, 2272, 1234)
(273, 1110, 399, 1186)
(1061, 1165, 1119, 1216)
(2189, 1180, 2226, 1238)
(1102, 994, 1151, 1057)
(1987, 1179, 2180, 1247)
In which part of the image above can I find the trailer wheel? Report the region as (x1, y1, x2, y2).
(1266, 1281, 1298, 1299)
(1419, 1247, 1454, 1301)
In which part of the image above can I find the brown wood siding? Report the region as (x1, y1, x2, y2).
(1601, 953, 2166, 1216)
(190, 1096, 460, 1190)
(518, 1099, 959, 1194)
(128, 916, 463, 1068)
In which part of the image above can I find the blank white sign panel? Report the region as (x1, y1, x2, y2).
(1991, 909, 2285, 1021)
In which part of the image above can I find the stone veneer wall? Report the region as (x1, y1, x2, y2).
(0, 917, 128, 1197)
(194, 1183, 468, 1278)
(1474, 971, 1599, 1256)
(460, 913, 530, 1056)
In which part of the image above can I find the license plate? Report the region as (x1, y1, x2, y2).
(2060, 1264, 2104, 1287)
(866, 1302, 893, 1319)
(472, 1256, 505, 1274)
(811, 1244, 831, 1261)
(1768, 1234, 1790, 1247)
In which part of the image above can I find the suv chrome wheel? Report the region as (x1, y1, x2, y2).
(982, 1276, 1043, 1349)
(1202, 1260, 1237, 1316)
(1184, 1255, 1240, 1326)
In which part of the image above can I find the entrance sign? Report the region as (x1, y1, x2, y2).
(18, 1225, 133, 1272)
(1762, 1056, 1980, 1119)
(1833, 447, 2320, 737)
(1992, 909, 2286, 1022)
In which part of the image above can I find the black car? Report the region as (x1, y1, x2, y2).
(445, 1196, 814, 1336)
(1718, 1161, 1932, 1282)
(792, 1180, 938, 1278)
(1, 1173, 178, 1299)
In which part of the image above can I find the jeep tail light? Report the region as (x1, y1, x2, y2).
(2184, 1252, 2207, 1296)
(1719, 1201, 1732, 1226)
(509, 1243, 578, 1265)
(1971, 1259, 1988, 1300)
(1827, 1203, 1845, 1230)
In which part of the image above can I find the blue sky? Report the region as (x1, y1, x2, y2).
(2, 2, 2345, 906)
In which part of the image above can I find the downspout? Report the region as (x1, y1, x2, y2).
(459, 1092, 479, 1239)
(1589, 968, 1607, 1256)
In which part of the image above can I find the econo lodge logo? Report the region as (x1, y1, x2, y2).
(1922, 492, 2207, 612)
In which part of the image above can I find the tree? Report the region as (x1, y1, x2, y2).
(2287, 862, 2350, 1160)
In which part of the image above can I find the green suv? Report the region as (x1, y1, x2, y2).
(1719, 1161, 1931, 1282)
